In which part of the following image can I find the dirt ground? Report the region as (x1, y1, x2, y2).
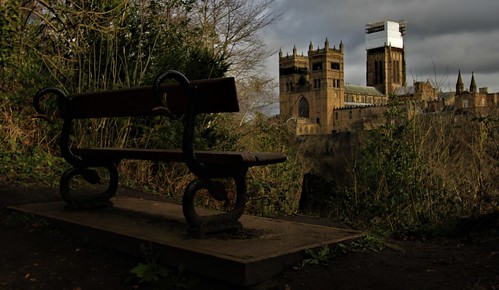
(0, 183, 498, 290)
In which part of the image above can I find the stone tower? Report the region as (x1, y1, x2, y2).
(365, 20, 407, 96)
(279, 39, 344, 135)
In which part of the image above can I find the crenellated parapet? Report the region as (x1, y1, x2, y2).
(279, 39, 343, 61)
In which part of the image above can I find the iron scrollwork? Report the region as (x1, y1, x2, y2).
(33, 88, 119, 210)
(182, 173, 247, 235)
(155, 71, 248, 234)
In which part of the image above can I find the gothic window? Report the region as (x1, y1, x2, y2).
(332, 79, 341, 88)
(396, 60, 400, 83)
(375, 60, 384, 84)
(393, 60, 400, 83)
(331, 62, 340, 70)
(349, 110, 353, 119)
(298, 97, 310, 118)
(380, 61, 384, 83)
(298, 75, 307, 86)
(312, 62, 323, 71)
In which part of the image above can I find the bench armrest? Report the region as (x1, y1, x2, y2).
(33, 87, 69, 122)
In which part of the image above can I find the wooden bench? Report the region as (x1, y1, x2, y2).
(33, 70, 286, 235)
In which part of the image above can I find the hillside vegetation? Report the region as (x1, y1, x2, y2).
(1, 0, 497, 235)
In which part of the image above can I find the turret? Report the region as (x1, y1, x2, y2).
(470, 71, 477, 93)
(456, 70, 464, 94)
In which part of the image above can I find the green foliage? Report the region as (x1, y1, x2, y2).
(327, 107, 499, 234)
(130, 244, 168, 284)
(0, 0, 18, 77)
(294, 245, 332, 269)
(130, 243, 195, 289)
(0, 147, 65, 187)
(355, 121, 420, 220)
(4, 211, 51, 230)
(294, 235, 385, 270)
(336, 235, 385, 253)
(243, 113, 311, 216)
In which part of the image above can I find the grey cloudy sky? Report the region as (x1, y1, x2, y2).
(262, 0, 499, 93)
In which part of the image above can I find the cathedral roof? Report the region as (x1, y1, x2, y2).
(394, 86, 414, 96)
(344, 85, 384, 96)
(438, 91, 455, 100)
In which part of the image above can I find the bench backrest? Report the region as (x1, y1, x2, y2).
(59, 77, 239, 119)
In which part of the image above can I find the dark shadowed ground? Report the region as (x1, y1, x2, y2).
(1, 183, 498, 290)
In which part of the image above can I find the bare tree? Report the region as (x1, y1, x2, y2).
(189, 0, 279, 78)
(236, 76, 278, 125)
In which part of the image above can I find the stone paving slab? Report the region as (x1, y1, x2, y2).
(9, 196, 364, 287)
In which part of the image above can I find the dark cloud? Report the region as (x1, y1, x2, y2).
(264, 0, 499, 92)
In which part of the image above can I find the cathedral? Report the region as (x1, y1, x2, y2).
(278, 20, 497, 135)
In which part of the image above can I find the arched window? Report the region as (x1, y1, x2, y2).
(298, 97, 310, 118)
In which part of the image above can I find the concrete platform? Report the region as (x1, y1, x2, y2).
(9, 196, 364, 287)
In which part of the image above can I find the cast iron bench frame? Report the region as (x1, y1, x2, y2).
(33, 70, 286, 234)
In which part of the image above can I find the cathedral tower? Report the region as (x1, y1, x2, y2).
(366, 20, 407, 95)
(279, 39, 344, 135)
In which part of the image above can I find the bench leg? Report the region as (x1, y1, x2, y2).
(60, 164, 118, 211)
(182, 173, 247, 236)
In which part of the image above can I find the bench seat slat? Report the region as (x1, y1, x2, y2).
(63, 77, 238, 119)
(72, 148, 286, 167)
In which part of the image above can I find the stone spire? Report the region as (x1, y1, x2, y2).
(339, 40, 344, 52)
(456, 70, 464, 94)
(293, 45, 297, 56)
(309, 41, 314, 52)
(470, 71, 477, 93)
(325, 38, 330, 49)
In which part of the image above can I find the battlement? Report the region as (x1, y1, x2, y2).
(279, 39, 343, 61)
